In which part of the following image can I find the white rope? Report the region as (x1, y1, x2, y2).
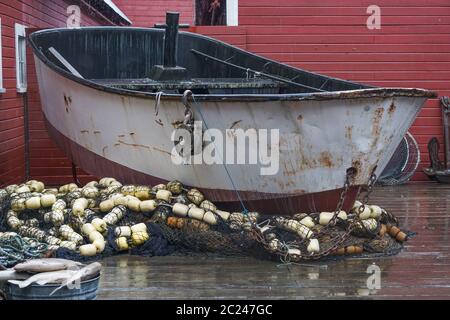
(154, 92, 163, 116)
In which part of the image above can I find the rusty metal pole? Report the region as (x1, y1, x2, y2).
(441, 97, 450, 169)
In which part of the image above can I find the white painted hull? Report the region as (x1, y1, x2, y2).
(35, 58, 428, 213)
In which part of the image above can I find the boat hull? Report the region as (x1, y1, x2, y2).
(35, 58, 428, 215)
(44, 116, 359, 213)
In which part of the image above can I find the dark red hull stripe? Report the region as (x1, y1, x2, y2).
(44, 117, 360, 215)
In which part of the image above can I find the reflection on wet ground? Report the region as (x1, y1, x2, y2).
(97, 183, 450, 299)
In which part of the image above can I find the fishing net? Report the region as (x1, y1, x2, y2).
(0, 178, 411, 268)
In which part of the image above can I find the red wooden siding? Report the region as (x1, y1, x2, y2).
(0, 0, 110, 187)
(2, 0, 448, 186)
(113, 0, 194, 27)
(237, 0, 448, 181)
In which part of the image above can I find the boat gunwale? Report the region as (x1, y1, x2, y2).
(28, 27, 438, 102)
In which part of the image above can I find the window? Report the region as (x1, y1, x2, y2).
(0, 18, 5, 93)
(196, 0, 238, 26)
(15, 23, 27, 93)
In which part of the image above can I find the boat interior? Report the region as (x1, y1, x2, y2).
(29, 27, 370, 96)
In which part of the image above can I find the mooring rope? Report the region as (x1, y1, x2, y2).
(154, 91, 163, 116)
(186, 91, 249, 214)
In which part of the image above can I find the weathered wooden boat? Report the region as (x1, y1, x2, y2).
(29, 14, 436, 215)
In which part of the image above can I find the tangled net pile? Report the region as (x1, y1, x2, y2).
(0, 178, 410, 268)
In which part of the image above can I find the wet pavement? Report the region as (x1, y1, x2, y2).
(97, 183, 450, 299)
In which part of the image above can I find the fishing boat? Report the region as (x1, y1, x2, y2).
(29, 13, 436, 215)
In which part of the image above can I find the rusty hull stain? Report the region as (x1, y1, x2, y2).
(345, 125, 353, 140)
(300, 157, 317, 170)
(372, 107, 384, 138)
(296, 153, 340, 171)
(152, 146, 172, 156)
(388, 102, 396, 115)
(291, 188, 306, 194)
(282, 162, 297, 176)
(115, 139, 171, 156)
(351, 159, 365, 181)
(117, 139, 151, 150)
(352, 160, 362, 175)
(319, 151, 333, 168)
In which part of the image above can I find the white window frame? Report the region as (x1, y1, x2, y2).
(226, 0, 239, 26)
(15, 23, 27, 93)
(0, 18, 5, 93)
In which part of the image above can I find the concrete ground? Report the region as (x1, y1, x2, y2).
(97, 183, 450, 300)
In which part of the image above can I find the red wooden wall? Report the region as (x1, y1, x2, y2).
(113, 0, 194, 27)
(118, 0, 448, 182)
(1, 0, 448, 186)
(238, 0, 448, 182)
(0, 0, 110, 187)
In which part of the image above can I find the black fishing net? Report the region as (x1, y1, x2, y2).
(0, 179, 411, 268)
